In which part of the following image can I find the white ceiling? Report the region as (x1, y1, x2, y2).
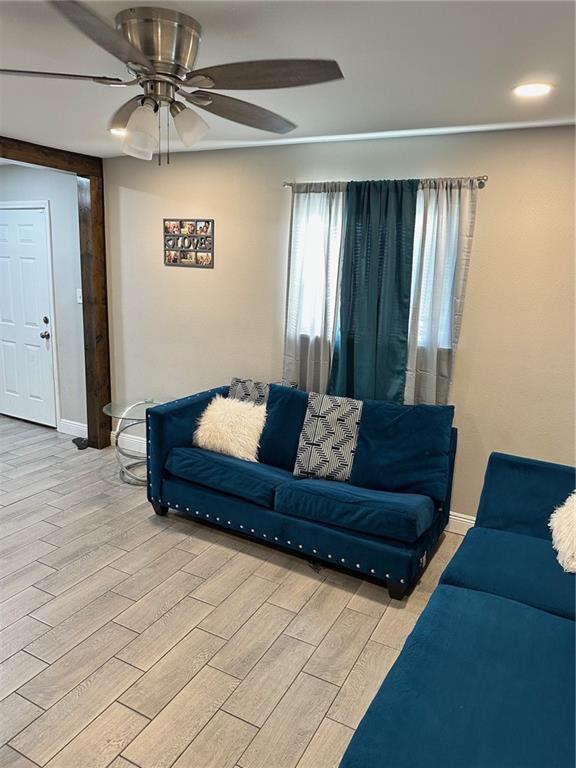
(0, 1, 573, 158)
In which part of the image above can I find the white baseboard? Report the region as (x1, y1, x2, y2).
(447, 511, 475, 535)
(110, 430, 147, 455)
(58, 419, 88, 438)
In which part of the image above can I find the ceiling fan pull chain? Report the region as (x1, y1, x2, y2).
(167, 105, 170, 165)
(158, 104, 161, 167)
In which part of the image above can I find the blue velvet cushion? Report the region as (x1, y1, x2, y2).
(441, 526, 575, 620)
(476, 452, 576, 541)
(275, 479, 435, 543)
(258, 384, 309, 471)
(350, 400, 455, 502)
(165, 447, 292, 508)
(341, 584, 575, 768)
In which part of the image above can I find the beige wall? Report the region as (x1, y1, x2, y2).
(104, 125, 575, 518)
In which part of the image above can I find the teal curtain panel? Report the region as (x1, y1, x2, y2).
(330, 180, 419, 402)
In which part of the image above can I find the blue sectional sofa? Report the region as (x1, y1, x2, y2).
(340, 452, 576, 768)
(147, 384, 457, 599)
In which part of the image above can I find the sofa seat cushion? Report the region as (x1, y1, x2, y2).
(165, 447, 293, 508)
(274, 479, 435, 543)
(340, 585, 575, 768)
(441, 526, 576, 620)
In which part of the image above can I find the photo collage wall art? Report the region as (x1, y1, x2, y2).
(164, 219, 214, 268)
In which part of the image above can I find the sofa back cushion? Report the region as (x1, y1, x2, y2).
(350, 400, 454, 503)
(476, 452, 576, 541)
(258, 384, 308, 470)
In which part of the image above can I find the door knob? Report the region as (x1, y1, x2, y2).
(40, 331, 50, 340)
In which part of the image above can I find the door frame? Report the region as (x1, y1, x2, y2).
(0, 199, 60, 427)
(0, 136, 111, 448)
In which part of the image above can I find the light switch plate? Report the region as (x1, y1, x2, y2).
(76, 288, 83, 304)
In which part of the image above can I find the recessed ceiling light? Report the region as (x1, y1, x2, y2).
(513, 82, 554, 98)
(109, 128, 127, 137)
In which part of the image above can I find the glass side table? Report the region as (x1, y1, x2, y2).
(103, 399, 163, 485)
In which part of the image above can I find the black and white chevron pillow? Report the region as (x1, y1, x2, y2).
(229, 377, 298, 405)
(229, 377, 269, 405)
(294, 392, 363, 482)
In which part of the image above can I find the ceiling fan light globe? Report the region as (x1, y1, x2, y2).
(171, 105, 209, 147)
(123, 102, 158, 159)
(121, 142, 154, 161)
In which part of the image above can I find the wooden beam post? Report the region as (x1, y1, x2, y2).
(77, 176, 111, 448)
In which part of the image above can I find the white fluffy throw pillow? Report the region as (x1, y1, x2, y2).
(549, 491, 576, 573)
(194, 395, 266, 462)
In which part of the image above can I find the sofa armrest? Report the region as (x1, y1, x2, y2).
(146, 386, 227, 502)
(475, 452, 575, 540)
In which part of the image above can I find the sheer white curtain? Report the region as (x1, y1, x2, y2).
(282, 182, 346, 392)
(404, 178, 479, 404)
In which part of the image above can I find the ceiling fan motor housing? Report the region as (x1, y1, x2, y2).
(115, 7, 202, 79)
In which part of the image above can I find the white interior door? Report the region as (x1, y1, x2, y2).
(0, 204, 57, 426)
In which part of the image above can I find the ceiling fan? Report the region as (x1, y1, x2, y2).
(0, 1, 344, 160)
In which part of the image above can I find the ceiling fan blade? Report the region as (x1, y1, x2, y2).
(108, 96, 143, 132)
(49, 1, 152, 71)
(182, 91, 296, 134)
(0, 68, 124, 85)
(185, 59, 343, 89)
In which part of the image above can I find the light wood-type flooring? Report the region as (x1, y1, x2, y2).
(0, 415, 462, 768)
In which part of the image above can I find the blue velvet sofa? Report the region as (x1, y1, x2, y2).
(147, 384, 457, 599)
(340, 452, 576, 768)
